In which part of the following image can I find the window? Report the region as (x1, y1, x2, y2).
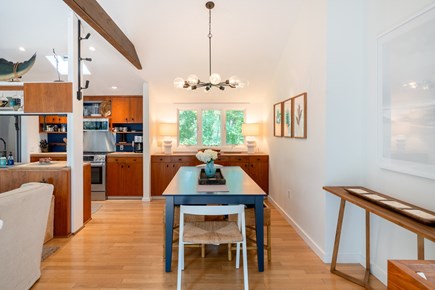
(178, 108, 245, 147)
(178, 110, 197, 145)
(226, 110, 244, 145)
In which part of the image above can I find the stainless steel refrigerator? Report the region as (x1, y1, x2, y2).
(0, 115, 21, 161)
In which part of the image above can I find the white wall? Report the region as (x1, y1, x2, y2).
(267, 0, 435, 286)
(324, 0, 366, 263)
(363, 0, 435, 283)
(266, 0, 328, 258)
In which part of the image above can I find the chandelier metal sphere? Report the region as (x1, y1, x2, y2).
(173, 1, 246, 91)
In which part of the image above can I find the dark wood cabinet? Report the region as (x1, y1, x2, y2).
(151, 153, 269, 196)
(111, 96, 143, 124)
(150, 156, 193, 197)
(107, 156, 143, 197)
(247, 155, 269, 193)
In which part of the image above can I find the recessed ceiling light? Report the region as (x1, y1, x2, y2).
(18, 46, 26, 52)
(89, 46, 96, 52)
(111, 86, 118, 90)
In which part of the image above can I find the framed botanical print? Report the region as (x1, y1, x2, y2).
(273, 102, 283, 137)
(292, 92, 307, 139)
(283, 98, 293, 138)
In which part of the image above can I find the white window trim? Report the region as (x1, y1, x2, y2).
(175, 104, 247, 152)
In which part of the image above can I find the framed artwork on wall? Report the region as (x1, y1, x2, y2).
(273, 102, 283, 137)
(377, 4, 435, 180)
(292, 92, 307, 139)
(283, 98, 293, 138)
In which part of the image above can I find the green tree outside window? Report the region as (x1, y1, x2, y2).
(178, 110, 197, 145)
(226, 110, 244, 145)
(202, 110, 221, 146)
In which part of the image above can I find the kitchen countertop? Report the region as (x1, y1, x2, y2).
(2, 161, 90, 171)
(30, 153, 68, 157)
(8, 161, 68, 170)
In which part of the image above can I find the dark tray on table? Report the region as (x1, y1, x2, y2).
(198, 168, 226, 185)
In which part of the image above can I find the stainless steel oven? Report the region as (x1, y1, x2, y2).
(84, 153, 107, 200)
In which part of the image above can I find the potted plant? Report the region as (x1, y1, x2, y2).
(40, 139, 49, 153)
(196, 149, 218, 177)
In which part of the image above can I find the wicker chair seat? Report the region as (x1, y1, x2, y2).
(184, 221, 242, 244)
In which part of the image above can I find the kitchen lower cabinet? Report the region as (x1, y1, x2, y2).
(107, 156, 143, 197)
(150, 153, 269, 196)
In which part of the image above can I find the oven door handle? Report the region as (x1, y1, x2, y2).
(90, 163, 105, 167)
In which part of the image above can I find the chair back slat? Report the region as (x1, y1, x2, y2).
(180, 205, 244, 216)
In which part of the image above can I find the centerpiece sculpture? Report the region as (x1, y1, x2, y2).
(196, 149, 218, 177)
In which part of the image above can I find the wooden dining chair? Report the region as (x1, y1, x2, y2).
(162, 206, 205, 259)
(227, 202, 272, 262)
(177, 204, 249, 290)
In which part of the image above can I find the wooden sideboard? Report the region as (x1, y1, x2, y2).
(151, 153, 269, 196)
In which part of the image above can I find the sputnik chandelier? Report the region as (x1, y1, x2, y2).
(174, 1, 246, 91)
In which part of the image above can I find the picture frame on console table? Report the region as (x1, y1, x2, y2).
(273, 102, 283, 137)
(283, 98, 293, 138)
(377, 5, 435, 180)
(292, 92, 307, 139)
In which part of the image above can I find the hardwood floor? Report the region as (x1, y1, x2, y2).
(34, 200, 386, 290)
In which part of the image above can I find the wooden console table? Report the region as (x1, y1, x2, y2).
(323, 186, 435, 290)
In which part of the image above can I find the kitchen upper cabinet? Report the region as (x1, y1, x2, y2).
(24, 82, 73, 113)
(39, 115, 67, 124)
(107, 156, 143, 197)
(111, 96, 143, 123)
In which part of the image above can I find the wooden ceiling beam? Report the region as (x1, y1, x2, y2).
(63, 0, 142, 70)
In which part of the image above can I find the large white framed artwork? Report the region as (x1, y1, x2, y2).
(378, 5, 435, 180)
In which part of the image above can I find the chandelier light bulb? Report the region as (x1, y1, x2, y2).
(187, 74, 199, 85)
(209, 73, 221, 85)
(174, 77, 185, 88)
(237, 79, 247, 88)
(229, 76, 239, 86)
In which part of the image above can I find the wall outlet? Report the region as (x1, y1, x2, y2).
(120, 145, 124, 151)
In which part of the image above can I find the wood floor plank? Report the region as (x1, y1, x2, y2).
(34, 200, 386, 290)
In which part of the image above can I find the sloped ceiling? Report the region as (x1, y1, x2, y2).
(0, 0, 299, 100)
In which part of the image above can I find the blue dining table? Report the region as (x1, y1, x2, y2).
(163, 166, 267, 272)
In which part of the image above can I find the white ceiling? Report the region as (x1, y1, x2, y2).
(0, 0, 300, 100)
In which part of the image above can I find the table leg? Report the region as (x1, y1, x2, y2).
(363, 210, 371, 285)
(331, 199, 346, 272)
(331, 199, 373, 290)
(418, 235, 425, 260)
(254, 197, 264, 272)
(165, 197, 175, 272)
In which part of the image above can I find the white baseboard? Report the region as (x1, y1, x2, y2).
(370, 261, 387, 285)
(267, 196, 326, 260)
(268, 196, 363, 264)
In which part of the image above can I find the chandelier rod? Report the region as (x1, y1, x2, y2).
(208, 5, 212, 78)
